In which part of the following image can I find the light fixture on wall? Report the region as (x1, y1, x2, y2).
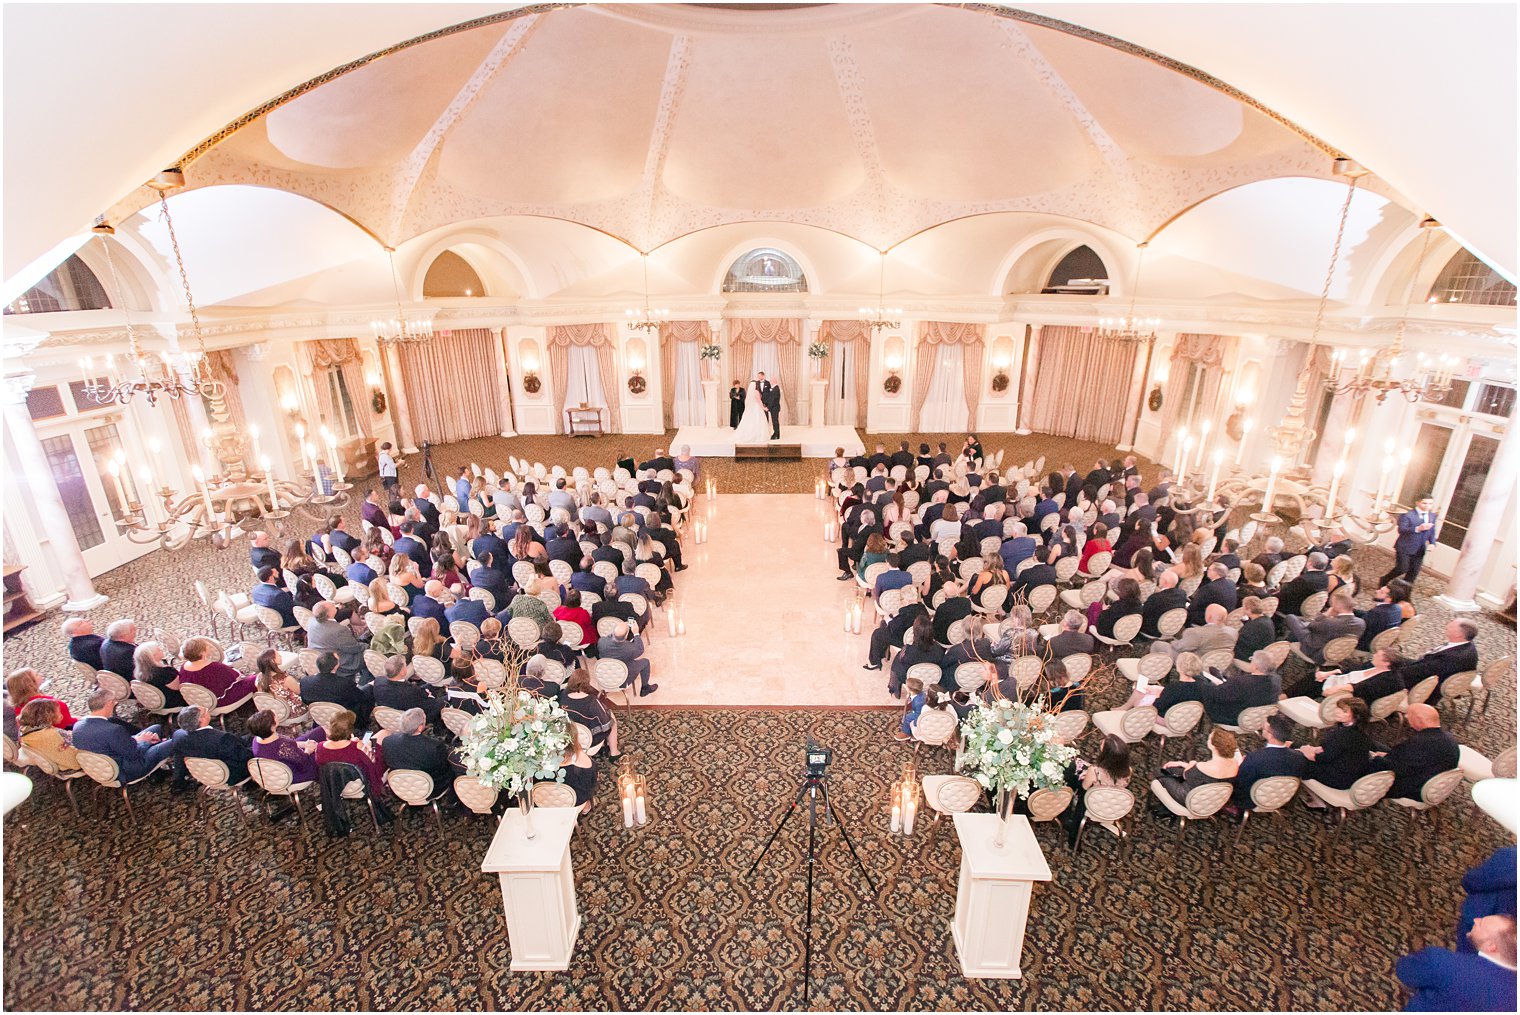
(626, 253, 669, 335)
(1095, 242, 1160, 343)
(372, 247, 434, 345)
(859, 252, 902, 334)
(990, 348, 1012, 393)
(1325, 218, 1461, 404)
(627, 347, 647, 394)
(883, 349, 903, 394)
(521, 348, 542, 394)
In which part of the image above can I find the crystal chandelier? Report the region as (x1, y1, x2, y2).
(1326, 218, 1461, 404)
(1095, 241, 1159, 342)
(625, 253, 669, 335)
(858, 253, 901, 333)
(79, 179, 221, 407)
(372, 248, 433, 345)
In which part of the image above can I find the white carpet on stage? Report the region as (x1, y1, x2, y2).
(668, 425, 865, 458)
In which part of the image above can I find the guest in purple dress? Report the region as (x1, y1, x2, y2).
(247, 709, 322, 784)
(178, 637, 257, 708)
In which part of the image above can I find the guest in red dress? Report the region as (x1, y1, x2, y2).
(177, 637, 257, 708)
(314, 709, 388, 793)
(5, 668, 74, 729)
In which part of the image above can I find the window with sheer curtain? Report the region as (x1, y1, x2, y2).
(919, 343, 969, 432)
(671, 342, 703, 425)
(563, 345, 608, 411)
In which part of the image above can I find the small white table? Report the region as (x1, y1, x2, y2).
(809, 378, 827, 426)
(481, 807, 581, 971)
(951, 813, 1052, 979)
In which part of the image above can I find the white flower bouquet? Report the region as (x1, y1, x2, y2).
(807, 341, 829, 359)
(956, 698, 1078, 798)
(460, 689, 572, 796)
(699, 343, 722, 361)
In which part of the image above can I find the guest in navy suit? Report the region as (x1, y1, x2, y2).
(100, 619, 139, 679)
(1457, 847, 1518, 953)
(345, 546, 379, 587)
(172, 704, 255, 785)
(62, 617, 105, 670)
(1392, 618, 1479, 706)
(1372, 703, 1460, 801)
(70, 688, 183, 783)
(409, 580, 451, 636)
(1396, 914, 1517, 1012)
(1380, 495, 1440, 588)
(391, 522, 432, 579)
(445, 595, 490, 629)
(249, 530, 283, 572)
(1356, 580, 1410, 651)
(251, 567, 299, 629)
(1231, 714, 1308, 808)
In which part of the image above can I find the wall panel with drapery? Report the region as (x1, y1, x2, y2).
(659, 321, 708, 428)
(547, 323, 621, 434)
(397, 328, 504, 444)
(912, 321, 985, 432)
(728, 318, 800, 423)
(1025, 325, 1142, 444)
(1156, 333, 1238, 443)
(819, 320, 872, 427)
(303, 338, 372, 438)
(201, 349, 250, 431)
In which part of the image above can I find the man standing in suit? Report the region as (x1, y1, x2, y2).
(1282, 591, 1365, 664)
(1381, 495, 1440, 588)
(172, 704, 254, 786)
(1373, 703, 1460, 800)
(306, 602, 367, 677)
(760, 374, 782, 440)
(729, 381, 745, 428)
(1231, 714, 1308, 808)
(1186, 563, 1239, 627)
(251, 568, 299, 629)
(1396, 914, 1517, 1012)
(598, 621, 656, 696)
(71, 688, 183, 782)
(1394, 618, 1480, 705)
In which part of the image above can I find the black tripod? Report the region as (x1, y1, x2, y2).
(746, 767, 878, 1005)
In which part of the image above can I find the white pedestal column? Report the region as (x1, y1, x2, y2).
(810, 378, 828, 428)
(701, 378, 721, 429)
(1437, 414, 1520, 611)
(481, 807, 581, 971)
(950, 812, 1051, 978)
(3, 372, 108, 611)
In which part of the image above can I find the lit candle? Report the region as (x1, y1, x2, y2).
(136, 468, 156, 525)
(667, 604, 678, 637)
(677, 616, 685, 636)
(635, 793, 647, 825)
(1373, 438, 1395, 512)
(1206, 448, 1223, 503)
(295, 424, 311, 471)
(891, 800, 902, 834)
(325, 432, 346, 483)
(622, 789, 634, 828)
(1173, 427, 1188, 476)
(1343, 426, 1357, 448)
(1261, 456, 1281, 517)
(261, 454, 280, 511)
(844, 607, 853, 633)
(248, 422, 262, 463)
(1181, 435, 1195, 476)
(306, 442, 320, 493)
(190, 464, 214, 522)
(106, 460, 127, 513)
(1234, 417, 1254, 467)
(1195, 420, 1212, 471)
(903, 789, 916, 835)
(851, 601, 863, 635)
(1393, 448, 1413, 508)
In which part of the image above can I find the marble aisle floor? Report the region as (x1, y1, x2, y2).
(640, 493, 899, 707)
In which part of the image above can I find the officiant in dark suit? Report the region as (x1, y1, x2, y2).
(759, 375, 782, 440)
(729, 380, 745, 428)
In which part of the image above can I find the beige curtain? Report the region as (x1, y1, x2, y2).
(1158, 333, 1236, 442)
(302, 338, 371, 437)
(1025, 325, 1141, 444)
(729, 318, 800, 420)
(201, 350, 247, 431)
(398, 328, 502, 443)
(820, 320, 871, 426)
(547, 324, 621, 434)
(660, 321, 708, 427)
(913, 321, 985, 430)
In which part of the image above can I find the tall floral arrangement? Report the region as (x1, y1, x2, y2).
(807, 341, 829, 359)
(957, 698, 1077, 798)
(460, 689, 572, 795)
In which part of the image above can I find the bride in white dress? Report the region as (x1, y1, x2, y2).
(732, 380, 772, 444)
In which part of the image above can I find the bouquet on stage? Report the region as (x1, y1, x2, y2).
(462, 690, 572, 835)
(957, 699, 1077, 846)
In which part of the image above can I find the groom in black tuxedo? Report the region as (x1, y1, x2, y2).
(757, 373, 782, 440)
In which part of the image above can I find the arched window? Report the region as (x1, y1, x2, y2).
(422, 250, 486, 298)
(1426, 248, 1516, 307)
(5, 255, 112, 314)
(722, 248, 807, 294)
(1042, 246, 1109, 295)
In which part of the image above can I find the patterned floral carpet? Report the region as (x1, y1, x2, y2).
(2, 428, 1516, 1011)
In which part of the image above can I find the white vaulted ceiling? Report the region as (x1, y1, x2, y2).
(104, 3, 1335, 255)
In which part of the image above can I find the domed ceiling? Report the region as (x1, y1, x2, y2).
(110, 3, 1344, 253)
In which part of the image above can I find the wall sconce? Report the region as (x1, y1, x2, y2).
(883, 351, 903, 394)
(1147, 363, 1168, 412)
(521, 351, 542, 394)
(280, 393, 301, 418)
(626, 345, 647, 394)
(990, 351, 1012, 393)
(364, 370, 387, 415)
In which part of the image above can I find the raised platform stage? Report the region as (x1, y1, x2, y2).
(669, 424, 864, 459)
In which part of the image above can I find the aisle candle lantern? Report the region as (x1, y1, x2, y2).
(815, 478, 825, 499)
(890, 761, 921, 836)
(667, 603, 678, 637)
(851, 595, 864, 635)
(1234, 417, 1254, 467)
(843, 607, 853, 633)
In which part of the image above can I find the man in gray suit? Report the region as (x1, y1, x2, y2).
(305, 601, 367, 678)
(580, 492, 613, 531)
(1163, 604, 1237, 659)
(596, 621, 656, 696)
(1282, 590, 1366, 665)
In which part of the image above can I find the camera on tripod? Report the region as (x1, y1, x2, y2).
(804, 742, 832, 778)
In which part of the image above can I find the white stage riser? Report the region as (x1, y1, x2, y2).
(669, 425, 865, 458)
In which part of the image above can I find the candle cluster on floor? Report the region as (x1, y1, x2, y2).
(889, 760, 921, 836)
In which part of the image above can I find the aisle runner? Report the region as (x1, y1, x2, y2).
(640, 494, 898, 706)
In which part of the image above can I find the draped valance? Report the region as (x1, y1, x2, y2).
(548, 323, 612, 347)
(730, 318, 800, 345)
(1170, 332, 1231, 367)
(201, 349, 248, 432)
(661, 320, 710, 343)
(819, 319, 869, 343)
(918, 321, 985, 345)
(305, 337, 362, 369)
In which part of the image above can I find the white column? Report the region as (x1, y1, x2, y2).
(1436, 417, 1520, 611)
(3, 372, 108, 611)
(381, 343, 419, 454)
(489, 327, 518, 437)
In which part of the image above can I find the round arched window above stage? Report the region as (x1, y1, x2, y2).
(423, 249, 487, 298)
(722, 248, 808, 294)
(1042, 245, 1109, 295)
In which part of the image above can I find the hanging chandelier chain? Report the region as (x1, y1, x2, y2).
(1124, 242, 1147, 323)
(1391, 224, 1435, 356)
(96, 233, 143, 367)
(1309, 175, 1358, 347)
(158, 191, 207, 371)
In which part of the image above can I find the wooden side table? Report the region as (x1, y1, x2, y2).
(3, 563, 43, 633)
(564, 406, 606, 437)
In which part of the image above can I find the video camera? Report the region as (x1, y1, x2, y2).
(804, 740, 832, 778)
